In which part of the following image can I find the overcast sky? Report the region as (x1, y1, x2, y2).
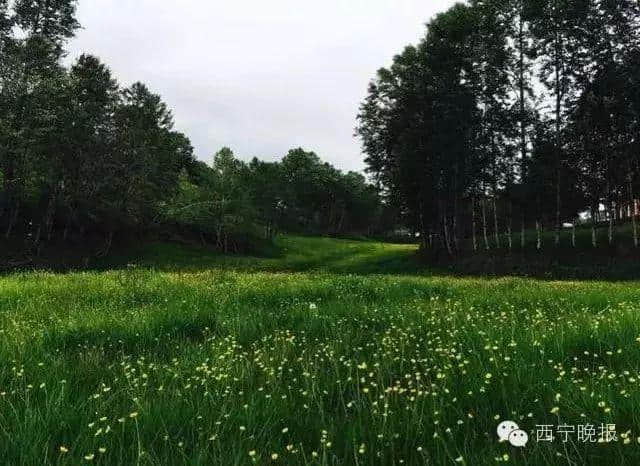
(66, 0, 455, 172)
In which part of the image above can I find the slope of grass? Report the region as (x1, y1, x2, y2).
(1, 236, 640, 465)
(100, 235, 421, 275)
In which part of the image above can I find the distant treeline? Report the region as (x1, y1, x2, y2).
(0, 1, 393, 259)
(169, 147, 392, 252)
(357, 0, 640, 255)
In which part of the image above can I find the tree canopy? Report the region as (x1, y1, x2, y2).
(357, 0, 640, 254)
(0, 1, 391, 262)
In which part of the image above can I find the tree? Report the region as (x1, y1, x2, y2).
(527, 0, 593, 246)
(246, 158, 284, 239)
(468, 0, 513, 250)
(208, 147, 255, 252)
(358, 4, 481, 255)
(1, 0, 79, 238)
(508, 0, 537, 249)
(358, 0, 640, 257)
(0, 0, 389, 263)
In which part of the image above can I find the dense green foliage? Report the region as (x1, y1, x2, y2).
(1, 236, 640, 465)
(0, 1, 389, 261)
(0, 0, 196, 252)
(357, 0, 640, 254)
(165, 147, 387, 253)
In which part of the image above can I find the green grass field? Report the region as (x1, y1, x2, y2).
(1, 236, 640, 465)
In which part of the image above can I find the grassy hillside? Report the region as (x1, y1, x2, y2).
(1, 236, 640, 465)
(104, 235, 421, 274)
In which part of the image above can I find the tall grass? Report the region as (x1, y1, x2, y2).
(0, 236, 639, 464)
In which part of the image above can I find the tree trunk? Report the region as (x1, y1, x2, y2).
(591, 204, 598, 248)
(419, 200, 427, 250)
(33, 223, 42, 247)
(97, 230, 114, 257)
(608, 199, 614, 246)
(0, 172, 10, 226)
(104, 231, 114, 256)
(571, 222, 576, 248)
(629, 173, 638, 248)
(536, 220, 542, 250)
(452, 168, 459, 253)
(40, 191, 57, 244)
(482, 198, 489, 250)
(555, 175, 561, 247)
(216, 226, 223, 250)
(337, 208, 346, 234)
(34, 224, 42, 247)
(554, 31, 562, 248)
(518, 11, 527, 253)
(5, 201, 19, 238)
(452, 195, 458, 253)
(605, 147, 614, 245)
(442, 201, 453, 256)
(493, 197, 500, 249)
(506, 199, 513, 251)
(471, 196, 478, 252)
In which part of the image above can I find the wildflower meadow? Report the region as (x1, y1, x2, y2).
(1, 236, 639, 465)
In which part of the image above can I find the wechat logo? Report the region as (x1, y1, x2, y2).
(497, 420, 529, 447)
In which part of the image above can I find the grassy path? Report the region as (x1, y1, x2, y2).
(1, 236, 640, 464)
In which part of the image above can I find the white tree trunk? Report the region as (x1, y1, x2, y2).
(493, 198, 500, 248)
(472, 197, 477, 252)
(442, 206, 453, 256)
(482, 199, 490, 250)
(591, 205, 597, 248)
(608, 200, 614, 245)
(629, 175, 638, 248)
